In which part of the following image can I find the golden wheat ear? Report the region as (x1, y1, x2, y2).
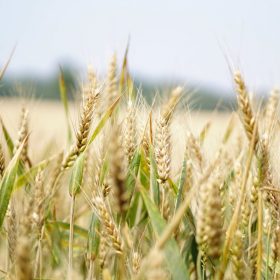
(106, 53, 118, 106)
(265, 88, 279, 136)
(124, 100, 137, 163)
(234, 71, 259, 150)
(14, 107, 31, 168)
(109, 124, 128, 215)
(16, 236, 33, 280)
(94, 196, 123, 255)
(196, 179, 224, 261)
(62, 88, 100, 170)
(6, 201, 17, 269)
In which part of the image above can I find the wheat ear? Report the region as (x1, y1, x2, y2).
(234, 71, 259, 150)
(62, 89, 100, 169)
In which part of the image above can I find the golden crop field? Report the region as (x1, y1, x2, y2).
(0, 56, 279, 280)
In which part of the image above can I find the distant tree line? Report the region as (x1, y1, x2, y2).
(0, 66, 236, 110)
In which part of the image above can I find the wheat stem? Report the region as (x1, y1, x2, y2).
(68, 195, 76, 280)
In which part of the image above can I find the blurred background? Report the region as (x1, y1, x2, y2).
(1, 0, 280, 109)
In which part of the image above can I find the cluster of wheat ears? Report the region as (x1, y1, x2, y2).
(0, 53, 280, 280)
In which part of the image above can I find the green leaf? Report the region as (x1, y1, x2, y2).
(14, 153, 57, 189)
(59, 66, 72, 144)
(45, 221, 63, 266)
(88, 214, 100, 259)
(199, 121, 211, 144)
(126, 192, 141, 227)
(149, 147, 160, 206)
(181, 234, 199, 272)
(124, 152, 142, 226)
(88, 96, 121, 146)
(47, 220, 88, 238)
(69, 153, 85, 196)
(140, 187, 189, 279)
(138, 148, 150, 188)
(0, 141, 24, 227)
(0, 118, 14, 157)
(126, 151, 141, 194)
(167, 177, 177, 194)
(175, 157, 187, 211)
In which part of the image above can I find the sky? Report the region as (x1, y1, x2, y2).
(1, 0, 280, 93)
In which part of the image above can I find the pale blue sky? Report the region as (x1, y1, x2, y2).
(1, 0, 280, 91)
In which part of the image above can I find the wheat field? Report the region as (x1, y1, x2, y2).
(0, 55, 279, 280)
